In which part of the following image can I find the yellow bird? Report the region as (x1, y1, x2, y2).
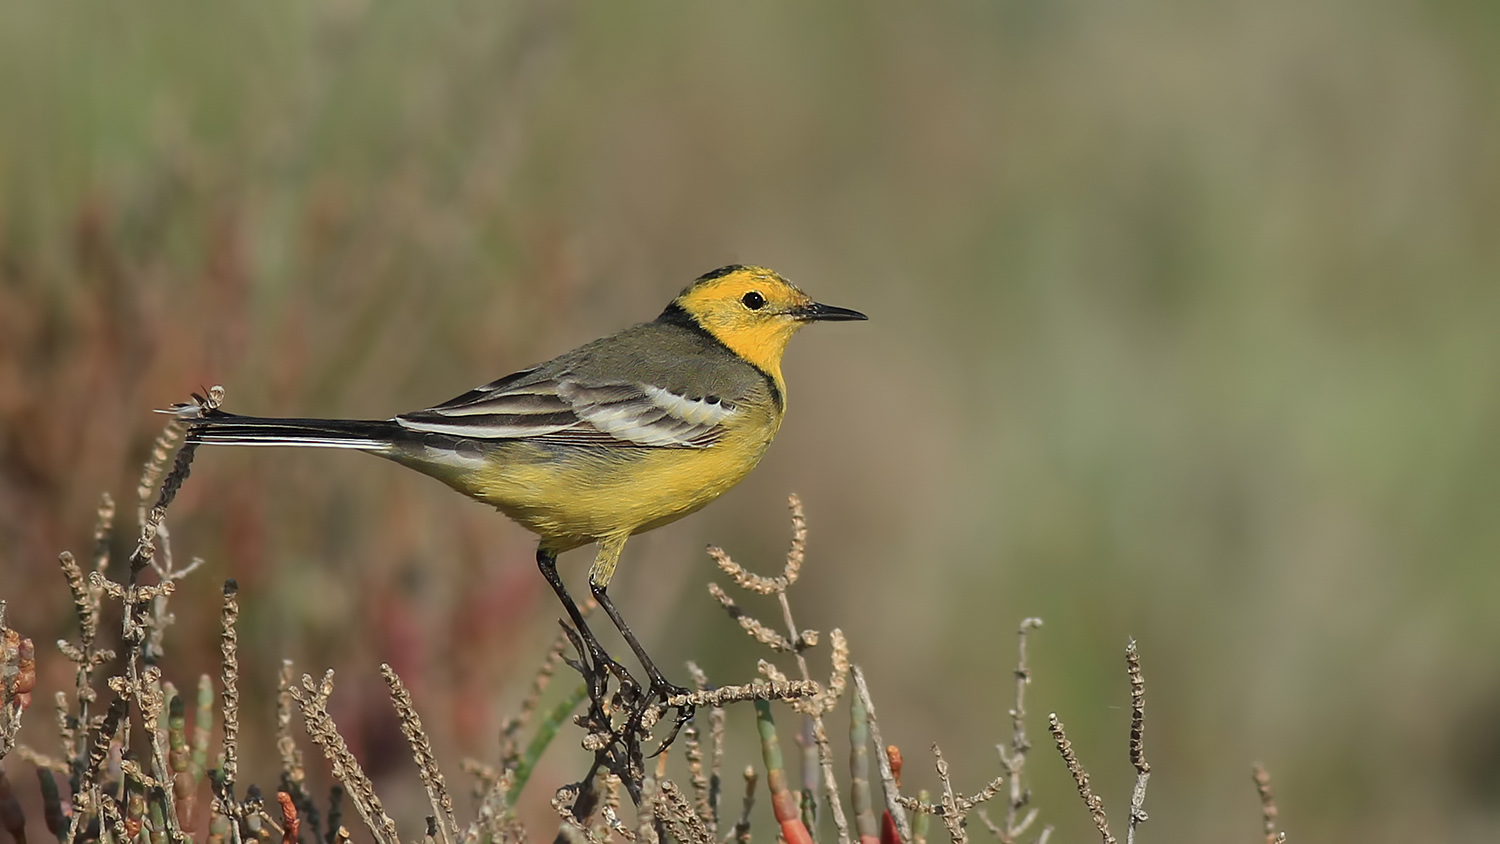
(184, 265, 865, 698)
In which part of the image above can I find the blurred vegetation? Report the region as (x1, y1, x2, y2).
(2, 1, 1500, 841)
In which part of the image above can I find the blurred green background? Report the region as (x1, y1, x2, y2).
(3, 1, 1500, 841)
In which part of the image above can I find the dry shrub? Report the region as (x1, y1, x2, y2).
(0, 420, 1288, 844)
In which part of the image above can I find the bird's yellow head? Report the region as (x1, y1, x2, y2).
(662, 265, 866, 383)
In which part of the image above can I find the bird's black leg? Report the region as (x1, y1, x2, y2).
(536, 547, 628, 697)
(582, 536, 693, 750)
(591, 583, 695, 744)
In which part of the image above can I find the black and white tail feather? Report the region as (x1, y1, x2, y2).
(182, 410, 401, 451)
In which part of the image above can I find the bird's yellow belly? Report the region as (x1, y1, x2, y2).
(430, 422, 777, 551)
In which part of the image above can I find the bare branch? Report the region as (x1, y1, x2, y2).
(381, 664, 459, 844)
(1047, 715, 1112, 844)
(852, 667, 909, 844)
(289, 671, 400, 844)
(1252, 765, 1285, 844)
(1124, 641, 1149, 844)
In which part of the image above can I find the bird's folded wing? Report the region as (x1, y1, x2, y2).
(395, 368, 737, 448)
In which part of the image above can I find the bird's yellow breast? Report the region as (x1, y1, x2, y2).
(429, 404, 782, 552)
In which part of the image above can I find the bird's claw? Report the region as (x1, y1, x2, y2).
(643, 677, 695, 754)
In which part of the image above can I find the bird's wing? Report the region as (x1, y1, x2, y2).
(395, 368, 738, 448)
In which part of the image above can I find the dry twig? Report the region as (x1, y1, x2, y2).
(991, 619, 1044, 844)
(852, 667, 909, 844)
(656, 780, 713, 844)
(290, 671, 400, 844)
(1124, 641, 1149, 844)
(1252, 766, 1285, 844)
(706, 496, 852, 844)
(381, 664, 459, 844)
(218, 580, 241, 813)
(894, 745, 1005, 844)
(1047, 715, 1112, 844)
(731, 767, 756, 844)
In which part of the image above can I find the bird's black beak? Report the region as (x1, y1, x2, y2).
(792, 301, 868, 322)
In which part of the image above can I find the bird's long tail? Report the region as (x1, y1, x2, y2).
(185, 409, 404, 451)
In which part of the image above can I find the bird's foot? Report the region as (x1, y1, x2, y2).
(641, 674, 695, 754)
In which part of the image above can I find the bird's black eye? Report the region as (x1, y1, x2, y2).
(742, 291, 766, 310)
